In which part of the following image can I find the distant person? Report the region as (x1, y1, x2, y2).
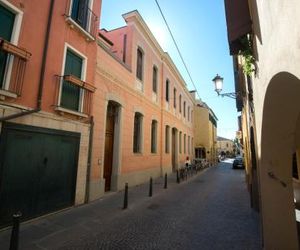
(185, 156, 191, 168)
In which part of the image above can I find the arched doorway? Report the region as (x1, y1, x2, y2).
(260, 72, 300, 249)
(103, 101, 122, 192)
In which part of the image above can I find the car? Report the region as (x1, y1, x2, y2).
(232, 156, 245, 169)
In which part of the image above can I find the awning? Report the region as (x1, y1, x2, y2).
(224, 0, 252, 55)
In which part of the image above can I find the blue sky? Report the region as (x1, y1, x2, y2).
(100, 0, 238, 139)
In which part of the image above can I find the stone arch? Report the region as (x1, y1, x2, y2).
(260, 72, 300, 249)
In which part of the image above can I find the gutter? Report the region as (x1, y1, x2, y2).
(0, 0, 55, 122)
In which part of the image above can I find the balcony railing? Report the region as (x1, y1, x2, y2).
(0, 38, 31, 97)
(55, 74, 96, 117)
(65, 0, 98, 40)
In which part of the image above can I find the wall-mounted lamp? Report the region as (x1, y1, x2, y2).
(212, 74, 243, 99)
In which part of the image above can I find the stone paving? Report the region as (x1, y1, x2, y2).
(0, 161, 262, 249)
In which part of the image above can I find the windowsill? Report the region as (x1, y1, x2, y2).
(135, 79, 144, 92)
(65, 17, 95, 42)
(133, 152, 143, 155)
(0, 89, 18, 99)
(152, 92, 158, 103)
(55, 106, 88, 118)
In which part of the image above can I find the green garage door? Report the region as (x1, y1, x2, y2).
(0, 123, 80, 227)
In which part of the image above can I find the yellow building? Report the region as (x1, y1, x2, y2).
(193, 100, 218, 165)
(217, 136, 235, 157)
(224, 0, 300, 248)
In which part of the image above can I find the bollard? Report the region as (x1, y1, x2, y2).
(149, 177, 153, 197)
(177, 170, 180, 183)
(9, 212, 22, 250)
(164, 173, 168, 189)
(123, 183, 128, 209)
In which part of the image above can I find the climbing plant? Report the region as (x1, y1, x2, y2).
(239, 36, 256, 76)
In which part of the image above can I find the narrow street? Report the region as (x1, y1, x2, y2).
(0, 161, 261, 250)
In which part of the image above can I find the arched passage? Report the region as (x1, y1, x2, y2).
(260, 72, 300, 249)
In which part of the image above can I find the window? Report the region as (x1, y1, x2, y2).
(173, 88, 177, 108)
(191, 110, 193, 123)
(0, 3, 26, 93)
(165, 125, 170, 153)
(136, 47, 144, 81)
(61, 49, 84, 112)
(191, 138, 194, 155)
(133, 112, 143, 153)
(183, 101, 186, 117)
(188, 106, 190, 121)
(179, 131, 182, 154)
(151, 120, 158, 153)
(179, 95, 182, 113)
(152, 66, 158, 93)
(166, 79, 169, 102)
(0, 4, 14, 88)
(184, 134, 186, 154)
(71, 0, 90, 30)
(188, 136, 190, 154)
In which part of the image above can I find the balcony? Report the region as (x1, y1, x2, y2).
(55, 74, 96, 117)
(65, 0, 98, 41)
(0, 38, 31, 98)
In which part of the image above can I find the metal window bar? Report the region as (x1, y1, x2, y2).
(55, 75, 95, 116)
(0, 39, 31, 96)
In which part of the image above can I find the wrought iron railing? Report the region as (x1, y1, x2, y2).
(0, 38, 31, 96)
(65, 0, 98, 38)
(55, 74, 96, 116)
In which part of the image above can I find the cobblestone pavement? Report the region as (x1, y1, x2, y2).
(0, 162, 262, 250)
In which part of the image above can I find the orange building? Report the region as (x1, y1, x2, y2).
(88, 11, 195, 199)
(0, 0, 101, 226)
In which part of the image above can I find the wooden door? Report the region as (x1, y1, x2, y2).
(172, 129, 176, 171)
(103, 104, 116, 191)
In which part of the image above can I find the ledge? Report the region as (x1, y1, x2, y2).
(55, 106, 88, 118)
(65, 17, 95, 42)
(0, 89, 18, 99)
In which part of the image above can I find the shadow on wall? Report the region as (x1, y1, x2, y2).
(260, 72, 300, 249)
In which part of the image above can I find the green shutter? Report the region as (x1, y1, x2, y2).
(61, 50, 82, 111)
(0, 5, 15, 88)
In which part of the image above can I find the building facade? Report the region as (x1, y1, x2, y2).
(193, 99, 218, 165)
(224, 0, 300, 248)
(217, 136, 235, 157)
(88, 11, 195, 199)
(0, 0, 101, 227)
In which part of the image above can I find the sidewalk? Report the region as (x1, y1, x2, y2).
(0, 169, 206, 249)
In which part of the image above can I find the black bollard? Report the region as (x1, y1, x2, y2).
(149, 177, 153, 197)
(164, 173, 168, 189)
(123, 183, 128, 209)
(9, 212, 22, 250)
(177, 170, 180, 183)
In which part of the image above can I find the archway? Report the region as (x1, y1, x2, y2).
(260, 72, 300, 249)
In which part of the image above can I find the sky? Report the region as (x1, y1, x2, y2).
(100, 0, 239, 140)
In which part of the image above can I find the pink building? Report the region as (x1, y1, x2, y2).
(0, 0, 101, 226)
(89, 11, 195, 199)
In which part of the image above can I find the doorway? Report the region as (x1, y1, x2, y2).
(172, 128, 178, 172)
(103, 101, 120, 192)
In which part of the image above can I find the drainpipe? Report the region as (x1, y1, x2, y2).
(0, 0, 55, 122)
(85, 115, 94, 203)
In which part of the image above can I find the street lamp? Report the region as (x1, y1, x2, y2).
(212, 74, 243, 99)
